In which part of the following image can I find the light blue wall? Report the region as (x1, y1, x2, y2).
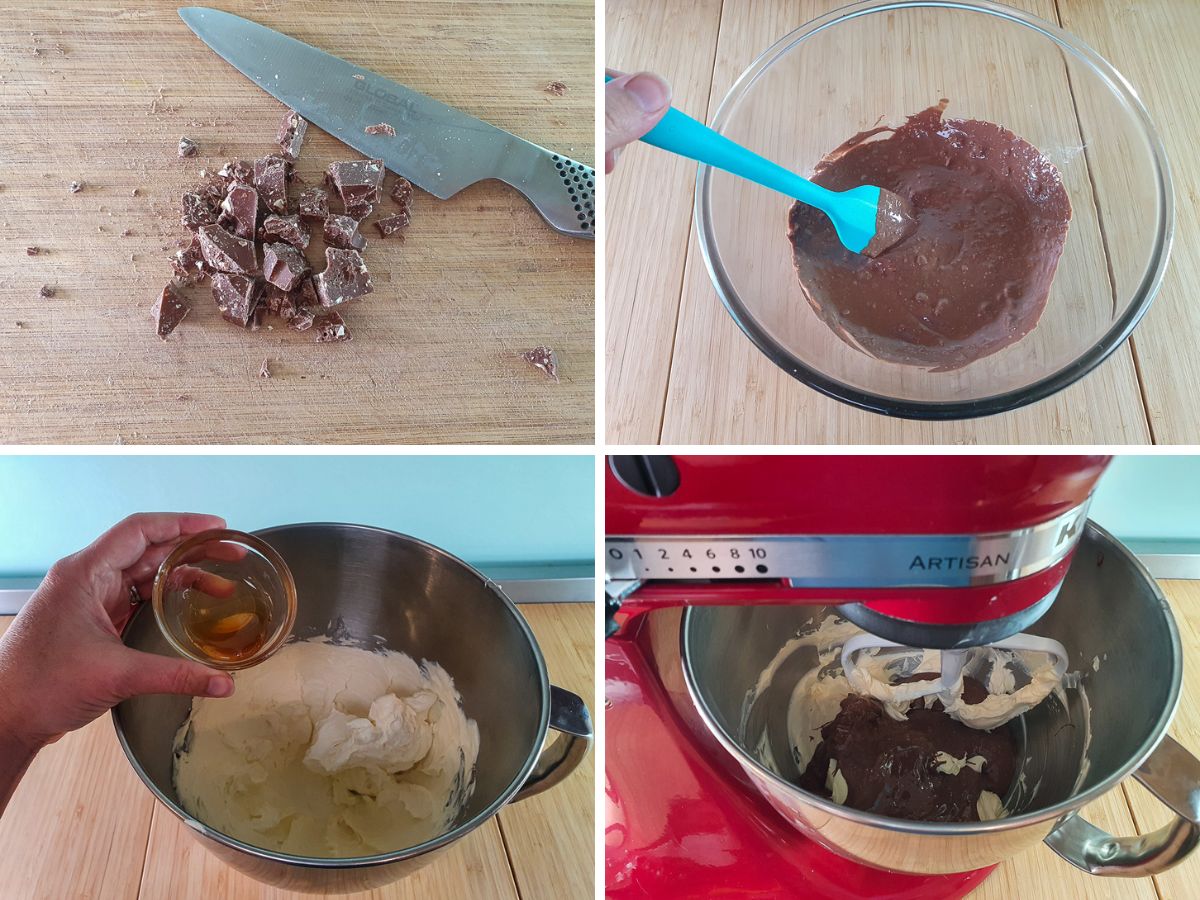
(0, 455, 594, 577)
(1089, 455, 1200, 543)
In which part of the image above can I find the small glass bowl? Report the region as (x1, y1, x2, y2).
(152, 529, 297, 671)
(695, 0, 1172, 419)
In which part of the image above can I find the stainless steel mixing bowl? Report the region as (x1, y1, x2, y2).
(683, 523, 1200, 876)
(113, 523, 592, 893)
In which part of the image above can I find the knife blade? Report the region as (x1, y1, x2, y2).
(178, 7, 594, 240)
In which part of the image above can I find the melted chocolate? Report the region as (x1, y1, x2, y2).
(799, 675, 1016, 822)
(787, 100, 1071, 370)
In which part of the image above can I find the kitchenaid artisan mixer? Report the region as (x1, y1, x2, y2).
(605, 455, 1200, 898)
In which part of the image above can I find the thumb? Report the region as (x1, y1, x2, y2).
(605, 72, 671, 154)
(117, 650, 234, 700)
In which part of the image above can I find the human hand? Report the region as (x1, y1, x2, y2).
(605, 69, 672, 173)
(0, 513, 236, 756)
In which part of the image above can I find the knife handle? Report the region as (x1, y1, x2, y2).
(495, 146, 595, 240)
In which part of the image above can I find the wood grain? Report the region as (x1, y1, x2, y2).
(605, 0, 1169, 444)
(0, 603, 594, 898)
(604, 0, 724, 443)
(1056, 0, 1200, 445)
(0, 1, 594, 444)
(499, 603, 596, 900)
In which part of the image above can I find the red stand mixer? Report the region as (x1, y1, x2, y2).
(605, 455, 1112, 899)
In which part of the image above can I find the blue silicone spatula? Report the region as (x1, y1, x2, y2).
(629, 97, 917, 257)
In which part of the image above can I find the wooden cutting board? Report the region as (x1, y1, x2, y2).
(0, 1, 594, 444)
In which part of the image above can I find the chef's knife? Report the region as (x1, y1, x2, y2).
(178, 7, 594, 240)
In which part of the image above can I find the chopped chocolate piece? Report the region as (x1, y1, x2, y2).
(178, 136, 199, 158)
(257, 213, 310, 249)
(544, 80, 568, 96)
(364, 122, 396, 136)
(131, 187, 139, 197)
(197, 176, 227, 208)
(262, 284, 296, 320)
(521, 346, 560, 382)
(323, 214, 366, 250)
(313, 247, 373, 307)
(25, 246, 40, 256)
(170, 233, 207, 284)
(262, 242, 311, 292)
(259, 356, 272, 378)
(314, 310, 351, 343)
(120, 228, 132, 237)
(218, 159, 253, 185)
(253, 155, 289, 214)
(181, 191, 218, 231)
(39, 284, 55, 298)
(326, 158, 383, 220)
(375, 212, 410, 237)
(219, 183, 258, 239)
(276, 109, 308, 161)
(69, 180, 83, 193)
(297, 186, 329, 221)
(153, 283, 189, 338)
(294, 275, 320, 309)
(211, 272, 263, 327)
(289, 306, 316, 332)
(197, 224, 258, 275)
(390, 177, 414, 209)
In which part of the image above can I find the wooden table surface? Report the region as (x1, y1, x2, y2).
(0, 603, 595, 900)
(0, 1, 594, 444)
(606, 0, 1199, 445)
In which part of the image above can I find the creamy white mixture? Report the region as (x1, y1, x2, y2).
(173, 639, 480, 858)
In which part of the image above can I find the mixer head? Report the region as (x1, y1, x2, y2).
(606, 455, 1111, 649)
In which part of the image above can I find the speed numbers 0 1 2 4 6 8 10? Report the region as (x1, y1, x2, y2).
(606, 541, 771, 578)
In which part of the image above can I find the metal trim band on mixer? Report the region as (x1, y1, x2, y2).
(605, 498, 1090, 590)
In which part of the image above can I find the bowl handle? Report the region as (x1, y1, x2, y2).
(512, 685, 593, 803)
(1044, 735, 1200, 876)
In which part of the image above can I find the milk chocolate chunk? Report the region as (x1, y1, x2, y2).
(276, 109, 308, 162)
(544, 80, 568, 96)
(263, 242, 311, 292)
(253, 154, 289, 214)
(326, 158, 383, 219)
(262, 284, 296, 320)
(171, 233, 207, 284)
(219, 183, 258, 239)
(786, 100, 1071, 370)
(289, 305, 316, 332)
(314, 310, 351, 343)
(181, 192, 218, 231)
(521, 346, 559, 382)
(323, 214, 366, 250)
(211, 272, 263, 327)
(298, 186, 329, 221)
(153, 283, 189, 338)
(197, 224, 258, 275)
(258, 213, 310, 249)
(178, 136, 199, 158)
(294, 275, 320, 310)
(364, 122, 396, 136)
(218, 159, 253, 185)
(390, 177, 414, 210)
(375, 212, 410, 237)
(39, 284, 55, 298)
(313, 247, 372, 307)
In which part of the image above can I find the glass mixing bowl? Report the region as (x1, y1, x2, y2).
(696, 0, 1172, 418)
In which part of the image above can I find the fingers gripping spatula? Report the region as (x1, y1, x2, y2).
(608, 75, 915, 256)
(180, 7, 595, 240)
